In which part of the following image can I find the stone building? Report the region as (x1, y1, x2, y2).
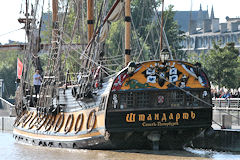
(174, 4, 209, 33)
(175, 5, 240, 54)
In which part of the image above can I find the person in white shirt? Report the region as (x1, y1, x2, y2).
(33, 69, 42, 95)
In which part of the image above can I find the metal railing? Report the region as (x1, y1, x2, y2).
(0, 97, 16, 117)
(212, 98, 240, 108)
(212, 98, 240, 128)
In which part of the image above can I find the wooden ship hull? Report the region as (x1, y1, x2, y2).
(13, 60, 213, 150)
(13, 108, 108, 149)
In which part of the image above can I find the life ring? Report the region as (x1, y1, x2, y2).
(13, 116, 20, 127)
(22, 112, 34, 128)
(28, 114, 38, 129)
(14, 111, 25, 127)
(64, 114, 74, 134)
(19, 112, 31, 127)
(44, 115, 56, 132)
(74, 113, 84, 134)
(36, 115, 48, 130)
(34, 114, 44, 127)
(32, 114, 43, 129)
(86, 110, 96, 133)
(54, 114, 64, 133)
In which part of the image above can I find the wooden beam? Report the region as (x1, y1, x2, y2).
(87, 0, 94, 42)
(125, 0, 131, 66)
(0, 43, 87, 51)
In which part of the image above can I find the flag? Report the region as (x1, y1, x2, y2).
(17, 58, 23, 79)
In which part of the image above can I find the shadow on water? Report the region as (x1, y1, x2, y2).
(115, 149, 206, 157)
(1, 132, 240, 160)
(111, 147, 240, 159)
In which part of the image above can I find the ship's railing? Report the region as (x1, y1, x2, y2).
(65, 72, 91, 85)
(0, 97, 16, 117)
(212, 98, 240, 128)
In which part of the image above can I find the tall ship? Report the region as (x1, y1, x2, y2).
(13, 0, 212, 149)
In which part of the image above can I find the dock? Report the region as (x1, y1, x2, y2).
(0, 97, 15, 132)
(190, 98, 240, 151)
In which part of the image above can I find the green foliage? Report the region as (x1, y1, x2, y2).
(105, 20, 125, 71)
(0, 49, 51, 98)
(187, 51, 206, 65)
(65, 51, 81, 73)
(203, 42, 239, 89)
(0, 51, 22, 98)
(104, 1, 183, 69)
(164, 5, 185, 60)
(130, 0, 162, 59)
(236, 57, 240, 87)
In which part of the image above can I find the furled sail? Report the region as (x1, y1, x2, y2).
(99, 1, 124, 42)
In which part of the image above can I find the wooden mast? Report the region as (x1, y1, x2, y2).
(52, 0, 58, 50)
(160, 0, 164, 56)
(25, 0, 29, 37)
(125, 0, 131, 66)
(87, 0, 94, 42)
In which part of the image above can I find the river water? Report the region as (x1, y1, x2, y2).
(1, 132, 240, 160)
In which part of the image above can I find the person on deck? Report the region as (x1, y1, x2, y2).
(33, 69, 42, 96)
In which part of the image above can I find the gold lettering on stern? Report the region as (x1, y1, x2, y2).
(161, 113, 167, 122)
(126, 113, 136, 122)
(147, 114, 152, 121)
(191, 111, 196, 119)
(154, 113, 159, 120)
(183, 113, 189, 119)
(176, 113, 180, 122)
(157, 122, 179, 126)
(169, 113, 174, 120)
(126, 111, 197, 125)
(139, 114, 145, 121)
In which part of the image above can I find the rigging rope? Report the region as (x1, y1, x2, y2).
(0, 28, 23, 38)
(58, 34, 117, 74)
(214, 108, 240, 121)
(165, 77, 213, 107)
(131, 17, 144, 60)
(212, 119, 223, 127)
(135, 18, 156, 62)
(152, 1, 173, 60)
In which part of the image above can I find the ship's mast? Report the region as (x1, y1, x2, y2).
(125, 0, 131, 66)
(52, 0, 58, 51)
(25, 0, 29, 37)
(87, 0, 94, 42)
(160, 0, 164, 55)
(83, 0, 94, 69)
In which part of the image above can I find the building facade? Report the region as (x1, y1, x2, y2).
(175, 5, 240, 54)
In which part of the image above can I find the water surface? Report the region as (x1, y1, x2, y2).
(0, 132, 239, 160)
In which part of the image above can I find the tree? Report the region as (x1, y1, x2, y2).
(204, 42, 239, 89)
(163, 5, 185, 60)
(0, 51, 21, 98)
(104, 1, 183, 64)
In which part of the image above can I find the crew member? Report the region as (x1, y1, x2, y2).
(33, 69, 42, 96)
